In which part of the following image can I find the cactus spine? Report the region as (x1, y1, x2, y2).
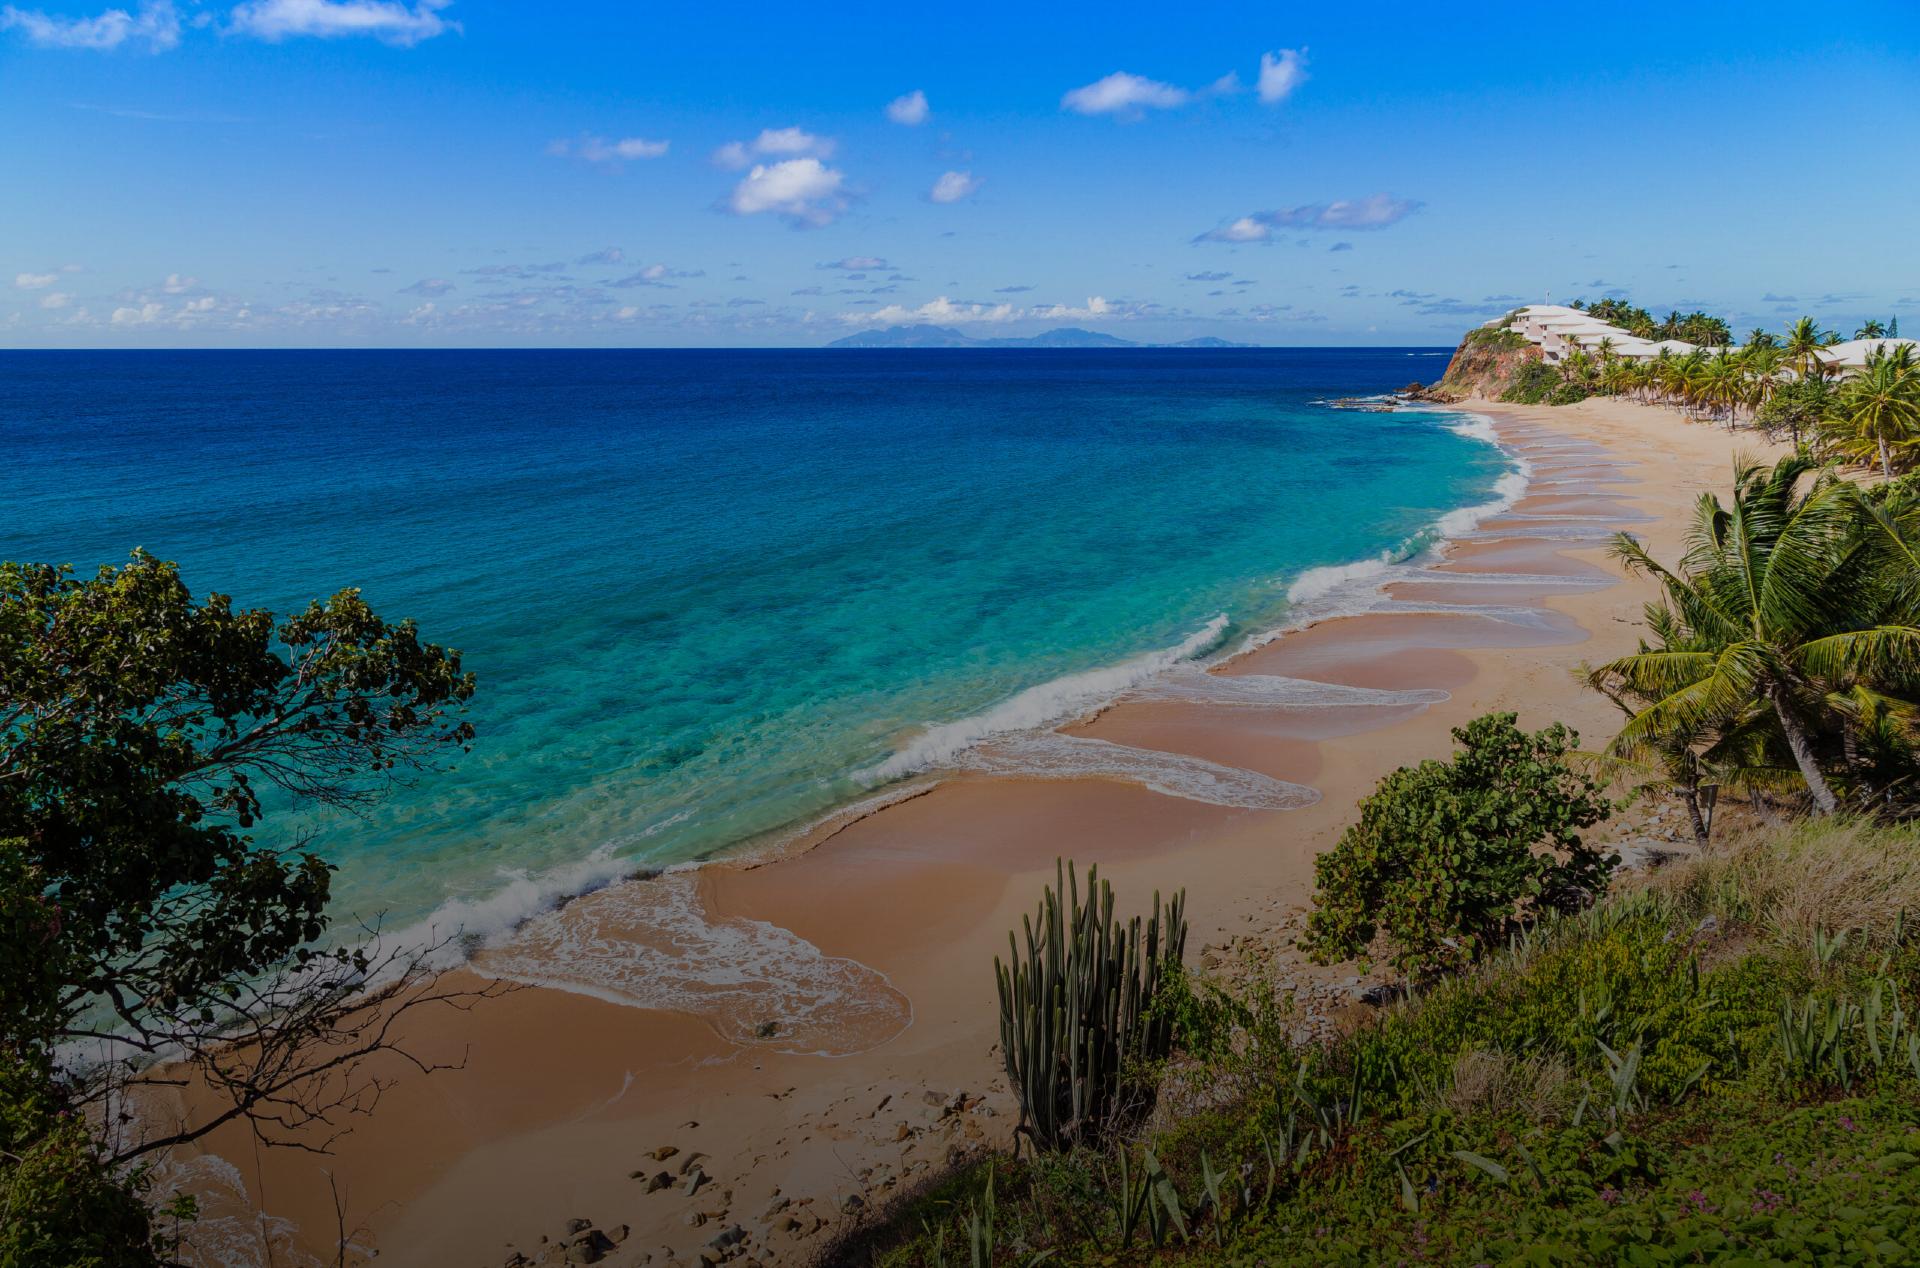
(994, 859, 1187, 1153)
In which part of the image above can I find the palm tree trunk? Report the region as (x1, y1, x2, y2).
(1680, 783, 1709, 847)
(1880, 436, 1893, 482)
(1769, 685, 1838, 815)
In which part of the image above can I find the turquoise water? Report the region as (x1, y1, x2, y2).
(0, 347, 1503, 938)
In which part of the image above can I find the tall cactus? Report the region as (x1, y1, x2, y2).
(994, 859, 1188, 1153)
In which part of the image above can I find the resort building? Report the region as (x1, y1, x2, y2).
(1815, 337, 1920, 373)
(1489, 305, 1910, 377)
(1490, 306, 1701, 364)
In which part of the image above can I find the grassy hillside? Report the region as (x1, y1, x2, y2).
(821, 818, 1920, 1266)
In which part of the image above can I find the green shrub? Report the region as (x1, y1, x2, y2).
(1548, 380, 1591, 406)
(1302, 713, 1615, 976)
(0, 1050, 166, 1268)
(1500, 359, 1565, 404)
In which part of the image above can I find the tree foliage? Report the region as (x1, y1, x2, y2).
(1302, 713, 1615, 976)
(0, 1046, 169, 1268)
(1591, 456, 1920, 817)
(0, 550, 500, 1195)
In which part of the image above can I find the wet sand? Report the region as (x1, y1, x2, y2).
(161, 396, 1785, 1268)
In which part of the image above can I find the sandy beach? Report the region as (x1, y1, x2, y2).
(161, 394, 1787, 1268)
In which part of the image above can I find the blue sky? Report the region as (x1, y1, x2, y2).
(3, 0, 1917, 347)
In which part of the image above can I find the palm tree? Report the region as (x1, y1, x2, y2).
(1594, 456, 1920, 815)
(1588, 607, 1781, 845)
(1747, 328, 1780, 351)
(1701, 349, 1744, 427)
(1856, 319, 1888, 340)
(1784, 316, 1831, 382)
(1741, 344, 1784, 417)
(1829, 344, 1920, 480)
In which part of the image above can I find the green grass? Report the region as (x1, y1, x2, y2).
(820, 820, 1920, 1266)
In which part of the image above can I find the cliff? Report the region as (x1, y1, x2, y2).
(1422, 323, 1541, 400)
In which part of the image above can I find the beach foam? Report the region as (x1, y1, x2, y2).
(1125, 663, 1450, 709)
(957, 733, 1320, 810)
(148, 1154, 318, 1268)
(473, 870, 913, 1056)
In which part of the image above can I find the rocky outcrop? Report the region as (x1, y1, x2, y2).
(1424, 325, 1542, 401)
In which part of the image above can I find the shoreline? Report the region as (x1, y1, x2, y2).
(162, 394, 1787, 1268)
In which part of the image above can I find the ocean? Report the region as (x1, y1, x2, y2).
(1, 347, 1509, 943)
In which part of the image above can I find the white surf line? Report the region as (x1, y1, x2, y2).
(1124, 663, 1450, 709)
(859, 614, 1229, 783)
(956, 733, 1320, 811)
(1386, 567, 1612, 589)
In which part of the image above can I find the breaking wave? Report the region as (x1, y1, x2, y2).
(862, 613, 1230, 782)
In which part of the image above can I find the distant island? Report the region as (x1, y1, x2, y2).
(826, 325, 1256, 349)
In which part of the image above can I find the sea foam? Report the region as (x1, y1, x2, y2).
(957, 733, 1320, 811)
(473, 870, 913, 1056)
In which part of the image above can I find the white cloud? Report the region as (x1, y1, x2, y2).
(843, 296, 1018, 326)
(842, 294, 1137, 327)
(1257, 48, 1307, 104)
(712, 126, 835, 170)
(1199, 216, 1272, 243)
(161, 272, 197, 293)
(1030, 296, 1119, 320)
(14, 272, 58, 289)
(552, 134, 670, 165)
(885, 89, 929, 126)
(111, 301, 164, 325)
(0, 0, 178, 51)
(727, 157, 846, 227)
(228, 0, 456, 45)
(39, 291, 70, 309)
(819, 256, 888, 271)
(399, 277, 454, 295)
(928, 170, 980, 203)
(608, 263, 703, 287)
(1061, 71, 1188, 117)
(1195, 193, 1422, 242)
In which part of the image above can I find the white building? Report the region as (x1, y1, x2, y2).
(1814, 337, 1920, 373)
(1490, 305, 1707, 364)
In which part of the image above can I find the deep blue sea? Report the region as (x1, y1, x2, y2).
(1, 347, 1503, 937)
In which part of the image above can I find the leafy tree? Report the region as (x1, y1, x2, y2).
(1596, 457, 1920, 815)
(1755, 377, 1835, 449)
(0, 1043, 173, 1268)
(1499, 359, 1565, 405)
(1302, 713, 1615, 976)
(0, 551, 499, 1170)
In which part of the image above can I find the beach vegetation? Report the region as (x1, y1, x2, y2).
(0, 550, 495, 1258)
(1497, 358, 1564, 405)
(0, 1045, 176, 1268)
(1825, 342, 1920, 480)
(825, 816, 1920, 1266)
(1591, 456, 1920, 817)
(995, 861, 1187, 1153)
(1301, 713, 1615, 976)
